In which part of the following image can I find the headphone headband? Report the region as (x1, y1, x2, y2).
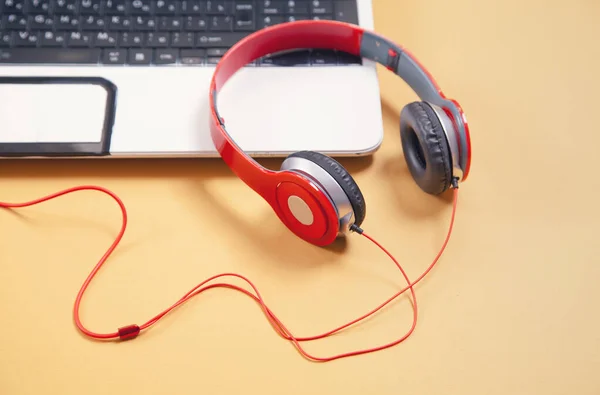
(210, 20, 471, 184)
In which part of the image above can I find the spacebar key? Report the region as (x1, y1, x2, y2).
(0, 48, 101, 64)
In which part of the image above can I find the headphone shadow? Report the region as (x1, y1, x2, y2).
(184, 180, 351, 270)
(180, 156, 375, 270)
(378, 99, 454, 219)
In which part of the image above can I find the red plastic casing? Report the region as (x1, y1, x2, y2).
(118, 324, 140, 340)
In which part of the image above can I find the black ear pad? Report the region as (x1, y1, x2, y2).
(287, 150, 366, 226)
(399, 101, 453, 195)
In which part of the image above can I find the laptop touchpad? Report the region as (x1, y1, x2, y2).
(0, 78, 115, 156)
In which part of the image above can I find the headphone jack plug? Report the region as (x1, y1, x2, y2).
(350, 224, 364, 234)
(451, 177, 459, 189)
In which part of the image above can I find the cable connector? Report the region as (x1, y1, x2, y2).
(350, 224, 363, 234)
(118, 324, 140, 341)
(451, 177, 459, 189)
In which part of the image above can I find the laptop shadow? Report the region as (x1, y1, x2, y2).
(0, 155, 373, 180)
(1, 155, 374, 259)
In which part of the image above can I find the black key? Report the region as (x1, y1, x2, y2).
(311, 49, 337, 65)
(196, 32, 247, 47)
(154, 48, 178, 64)
(234, 3, 254, 31)
(154, 0, 178, 15)
(81, 15, 107, 30)
(270, 50, 310, 66)
(104, 0, 127, 14)
(132, 16, 157, 31)
(128, 48, 152, 64)
(234, 17, 254, 30)
(206, 1, 230, 14)
(0, 32, 12, 47)
(235, 1, 254, 13)
(3, 14, 28, 30)
(259, 1, 284, 15)
(334, 0, 359, 24)
(28, 14, 54, 30)
(120, 32, 144, 46)
(209, 16, 232, 31)
(0, 48, 100, 63)
(79, 0, 103, 14)
(55, 14, 80, 30)
(207, 56, 221, 64)
(130, 0, 152, 15)
(158, 17, 182, 31)
(28, 0, 52, 13)
(285, 1, 309, 14)
(54, 0, 78, 14)
(108, 15, 132, 30)
(146, 31, 169, 47)
(310, 0, 332, 15)
(2, 0, 26, 13)
(13, 31, 38, 46)
(171, 32, 194, 47)
(103, 48, 127, 64)
(40, 31, 66, 46)
(180, 49, 205, 65)
(181, 1, 204, 14)
(311, 14, 332, 20)
(67, 31, 92, 46)
(94, 31, 118, 47)
(183, 16, 207, 31)
(259, 15, 284, 28)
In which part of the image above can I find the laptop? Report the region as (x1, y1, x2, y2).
(0, 0, 383, 158)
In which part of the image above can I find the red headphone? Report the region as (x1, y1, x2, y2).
(209, 20, 471, 247)
(0, 21, 470, 359)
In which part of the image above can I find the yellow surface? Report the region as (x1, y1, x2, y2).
(1, 0, 599, 394)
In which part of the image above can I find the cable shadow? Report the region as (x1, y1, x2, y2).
(1, 208, 27, 219)
(1, 198, 147, 271)
(2, 206, 117, 235)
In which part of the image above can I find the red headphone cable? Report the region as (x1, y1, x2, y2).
(0, 183, 458, 362)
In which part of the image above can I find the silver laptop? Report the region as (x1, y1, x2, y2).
(0, 0, 383, 158)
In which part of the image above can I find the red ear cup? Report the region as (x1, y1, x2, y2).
(286, 151, 366, 226)
(279, 151, 365, 241)
(400, 102, 454, 195)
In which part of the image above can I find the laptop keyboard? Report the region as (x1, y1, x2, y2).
(0, 0, 362, 66)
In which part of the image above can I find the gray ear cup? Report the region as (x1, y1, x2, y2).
(286, 151, 366, 227)
(399, 101, 453, 195)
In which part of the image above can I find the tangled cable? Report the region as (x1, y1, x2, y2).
(0, 184, 458, 362)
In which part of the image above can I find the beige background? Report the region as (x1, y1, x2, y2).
(1, 0, 599, 394)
